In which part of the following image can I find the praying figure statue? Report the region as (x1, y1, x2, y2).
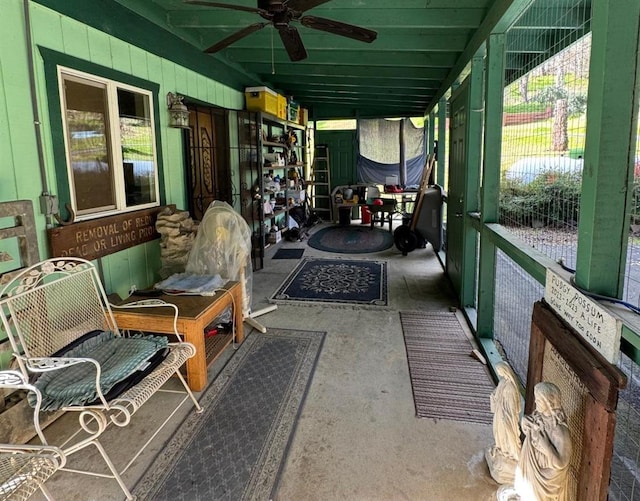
(497, 381, 572, 501)
(486, 361, 522, 484)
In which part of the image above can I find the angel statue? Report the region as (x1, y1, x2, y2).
(485, 361, 522, 484)
(497, 381, 572, 501)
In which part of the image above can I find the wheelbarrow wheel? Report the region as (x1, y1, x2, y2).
(394, 225, 418, 256)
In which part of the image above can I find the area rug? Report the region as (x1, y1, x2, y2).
(307, 225, 393, 254)
(400, 311, 495, 424)
(132, 329, 325, 501)
(270, 257, 388, 307)
(272, 248, 305, 259)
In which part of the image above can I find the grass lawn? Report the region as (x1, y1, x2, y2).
(500, 114, 587, 173)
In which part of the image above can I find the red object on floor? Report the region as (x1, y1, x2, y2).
(361, 205, 371, 224)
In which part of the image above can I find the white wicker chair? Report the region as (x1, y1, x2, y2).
(0, 258, 202, 500)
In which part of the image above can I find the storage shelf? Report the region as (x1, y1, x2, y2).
(260, 111, 305, 130)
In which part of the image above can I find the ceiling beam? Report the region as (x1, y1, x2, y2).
(223, 50, 461, 67)
(251, 64, 450, 80)
(168, 8, 486, 29)
(291, 93, 430, 105)
(280, 87, 431, 99)
(266, 75, 440, 89)
(211, 33, 470, 52)
(426, 0, 537, 112)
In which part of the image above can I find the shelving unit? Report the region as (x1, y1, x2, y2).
(259, 112, 307, 247)
(236, 110, 307, 269)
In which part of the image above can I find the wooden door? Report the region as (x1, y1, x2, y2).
(185, 105, 231, 221)
(447, 82, 469, 297)
(316, 130, 357, 189)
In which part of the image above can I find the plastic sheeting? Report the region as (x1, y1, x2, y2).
(185, 201, 253, 316)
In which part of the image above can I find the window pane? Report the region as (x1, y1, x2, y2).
(64, 78, 116, 212)
(118, 89, 157, 207)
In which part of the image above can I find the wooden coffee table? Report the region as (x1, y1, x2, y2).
(111, 281, 244, 391)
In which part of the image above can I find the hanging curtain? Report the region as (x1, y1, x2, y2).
(357, 118, 425, 187)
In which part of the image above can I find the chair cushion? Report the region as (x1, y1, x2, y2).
(30, 331, 169, 411)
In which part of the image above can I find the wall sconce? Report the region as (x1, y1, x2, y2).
(0, 251, 13, 262)
(167, 92, 190, 129)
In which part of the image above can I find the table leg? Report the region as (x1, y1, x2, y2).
(182, 323, 207, 392)
(231, 284, 245, 342)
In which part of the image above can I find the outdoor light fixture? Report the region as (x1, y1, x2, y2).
(167, 92, 190, 129)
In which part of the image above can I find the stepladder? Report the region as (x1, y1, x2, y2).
(308, 144, 331, 221)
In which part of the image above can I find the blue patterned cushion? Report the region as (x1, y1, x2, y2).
(31, 331, 168, 411)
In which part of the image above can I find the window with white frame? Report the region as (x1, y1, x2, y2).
(59, 68, 159, 218)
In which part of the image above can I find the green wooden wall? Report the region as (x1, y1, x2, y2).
(0, 0, 244, 298)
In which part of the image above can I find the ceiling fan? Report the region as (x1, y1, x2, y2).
(184, 0, 377, 62)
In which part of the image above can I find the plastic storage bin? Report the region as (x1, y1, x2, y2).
(245, 86, 279, 116)
(277, 94, 287, 120)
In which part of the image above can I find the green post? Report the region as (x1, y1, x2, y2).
(575, 0, 640, 297)
(428, 111, 435, 158)
(477, 34, 506, 339)
(437, 98, 447, 186)
(460, 54, 485, 308)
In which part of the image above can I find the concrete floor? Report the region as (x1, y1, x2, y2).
(31, 220, 500, 501)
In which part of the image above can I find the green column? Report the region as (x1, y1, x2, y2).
(460, 55, 485, 308)
(477, 34, 506, 338)
(428, 111, 435, 157)
(575, 0, 640, 297)
(437, 98, 447, 186)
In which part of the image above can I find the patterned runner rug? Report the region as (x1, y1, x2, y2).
(133, 329, 325, 501)
(400, 311, 495, 424)
(270, 257, 388, 307)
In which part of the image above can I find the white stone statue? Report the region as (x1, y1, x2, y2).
(486, 361, 522, 484)
(497, 381, 572, 501)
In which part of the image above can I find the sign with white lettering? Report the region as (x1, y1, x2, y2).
(47, 206, 170, 261)
(544, 269, 621, 363)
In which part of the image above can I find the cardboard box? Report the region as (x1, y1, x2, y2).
(245, 86, 279, 116)
(298, 107, 308, 126)
(268, 229, 282, 244)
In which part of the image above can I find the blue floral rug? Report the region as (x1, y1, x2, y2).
(270, 258, 388, 307)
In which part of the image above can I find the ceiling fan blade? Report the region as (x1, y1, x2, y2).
(285, 0, 333, 13)
(300, 15, 377, 43)
(278, 26, 308, 62)
(204, 23, 267, 53)
(183, 0, 264, 15)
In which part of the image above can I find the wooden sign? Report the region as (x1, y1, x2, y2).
(47, 206, 169, 261)
(528, 301, 626, 501)
(544, 269, 622, 363)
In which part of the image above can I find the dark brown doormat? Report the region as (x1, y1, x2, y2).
(400, 311, 495, 424)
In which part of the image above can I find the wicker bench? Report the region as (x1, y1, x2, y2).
(0, 258, 202, 500)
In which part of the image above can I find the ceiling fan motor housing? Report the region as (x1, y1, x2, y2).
(259, 0, 286, 12)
